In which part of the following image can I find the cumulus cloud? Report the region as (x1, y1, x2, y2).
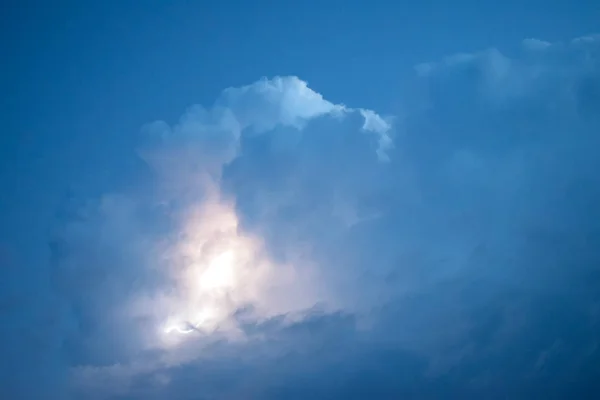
(44, 33, 600, 399)
(48, 76, 395, 397)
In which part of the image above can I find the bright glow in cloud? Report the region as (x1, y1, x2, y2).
(156, 190, 303, 342)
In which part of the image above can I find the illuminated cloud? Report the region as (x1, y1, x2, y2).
(133, 76, 393, 347)
(50, 76, 394, 396)
(50, 34, 600, 399)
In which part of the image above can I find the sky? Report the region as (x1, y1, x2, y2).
(1, 1, 600, 399)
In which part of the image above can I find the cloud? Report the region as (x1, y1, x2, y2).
(38, 33, 600, 399)
(47, 76, 395, 397)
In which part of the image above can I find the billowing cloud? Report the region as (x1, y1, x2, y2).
(47, 76, 395, 397)
(42, 33, 600, 399)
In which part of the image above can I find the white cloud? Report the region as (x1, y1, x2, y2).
(220, 76, 344, 132)
(359, 108, 394, 162)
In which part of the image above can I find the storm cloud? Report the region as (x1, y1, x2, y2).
(4, 33, 600, 399)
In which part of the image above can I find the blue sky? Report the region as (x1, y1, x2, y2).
(2, 1, 600, 399)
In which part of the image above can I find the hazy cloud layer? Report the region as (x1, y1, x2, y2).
(6, 34, 599, 399)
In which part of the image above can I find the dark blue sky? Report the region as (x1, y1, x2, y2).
(2, 1, 600, 399)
